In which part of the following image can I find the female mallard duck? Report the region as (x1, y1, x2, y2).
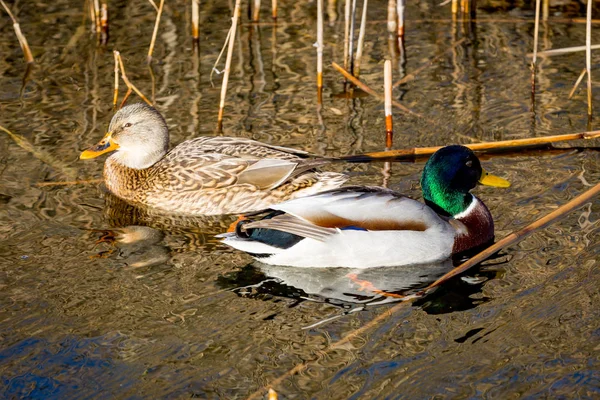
(80, 103, 347, 215)
(219, 145, 510, 268)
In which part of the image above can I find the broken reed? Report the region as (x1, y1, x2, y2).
(317, 0, 324, 102)
(147, 0, 165, 63)
(192, 0, 200, 42)
(332, 61, 419, 116)
(113, 50, 152, 108)
(384, 60, 393, 148)
(353, 0, 368, 78)
(217, 0, 242, 131)
(0, 0, 34, 63)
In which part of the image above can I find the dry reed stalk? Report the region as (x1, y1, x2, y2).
(272, 0, 277, 19)
(529, 44, 600, 57)
(114, 50, 152, 107)
(569, 68, 587, 99)
(87, 0, 96, 32)
(100, 3, 108, 44)
(192, 0, 200, 42)
(542, 0, 549, 20)
(348, 0, 358, 73)
(209, 25, 233, 86)
(36, 179, 103, 187)
(147, 0, 165, 63)
(217, 0, 242, 131)
(451, 0, 458, 14)
(353, 0, 368, 78)
(253, 0, 260, 21)
(343, 0, 351, 71)
(317, 0, 324, 103)
(384, 60, 393, 148)
(247, 179, 600, 400)
(396, 0, 405, 37)
(113, 51, 119, 108)
(332, 62, 420, 116)
(531, 0, 541, 96)
(387, 0, 397, 35)
(147, 0, 159, 11)
(345, 130, 600, 161)
(268, 388, 278, 400)
(461, 0, 469, 16)
(0, 0, 34, 63)
(93, 0, 101, 32)
(586, 0, 593, 118)
(392, 38, 466, 88)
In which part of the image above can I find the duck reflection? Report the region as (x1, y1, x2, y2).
(102, 192, 237, 253)
(218, 260, 453, 307)
(219, 259, 502, 313)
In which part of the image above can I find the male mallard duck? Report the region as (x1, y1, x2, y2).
(80, 103, 347, 215)
(219, 145, 510, 268)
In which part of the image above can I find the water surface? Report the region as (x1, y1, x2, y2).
(1, 0, 599, 398)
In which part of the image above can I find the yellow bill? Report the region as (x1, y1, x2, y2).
(479, 168, 510, 188)
(80, 132, 119, 159)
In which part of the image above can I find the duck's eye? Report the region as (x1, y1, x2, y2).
(465, 160, 473, 168)
(124, 123, 132, 128)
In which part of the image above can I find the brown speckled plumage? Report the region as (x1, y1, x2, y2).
(83, 104, 347, 215)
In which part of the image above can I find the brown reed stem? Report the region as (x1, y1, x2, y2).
(396, 0, 405, 37)
(348, 0, 358, 74)
(88, 0, 96, 32)
(192, 0, 200, 42)
(100, 2, 108, 44)
(93, 0, 101, 32)
(147, 0, 165, 63)
(348, 130, 600, 161)
(384, 60, 393, 148)
(569, 68, 587, 99)
(531, 0, 541, 97)
(451, 0, 458, 14)
(147, 0, 159, 12)
(387, 0, 397, 35)
(528, 44, 600, 57)
(0, 0, 34, 63)
(317, 0, 324, 103)
(113, 51, 119, 108)
(217, 0, 242, 131)
(354, 0, 368, 78)
(586, 0, 593, 119)
(332, 62, 420, 116)
(271, 0, 277, 19)
(542, 0, 549, 20)
(114, 51, 152, 107)
(343, 0, 351, 71)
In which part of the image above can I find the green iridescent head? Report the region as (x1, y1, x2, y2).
(420, 145, 510, 217)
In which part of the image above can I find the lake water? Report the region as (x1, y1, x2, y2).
(1, 0, 599, 398)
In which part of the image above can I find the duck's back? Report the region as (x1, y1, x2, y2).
(105, 137, 347, 215)
(222, 186, 457, 268)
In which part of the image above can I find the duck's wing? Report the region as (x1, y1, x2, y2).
(156, 147, 326, 192)
(241, 186, 446, 240)
(269, 186, 444, 231)
(180, 137, 314, 160)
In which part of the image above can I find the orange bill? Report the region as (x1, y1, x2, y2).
(80, 132, 119, 159)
